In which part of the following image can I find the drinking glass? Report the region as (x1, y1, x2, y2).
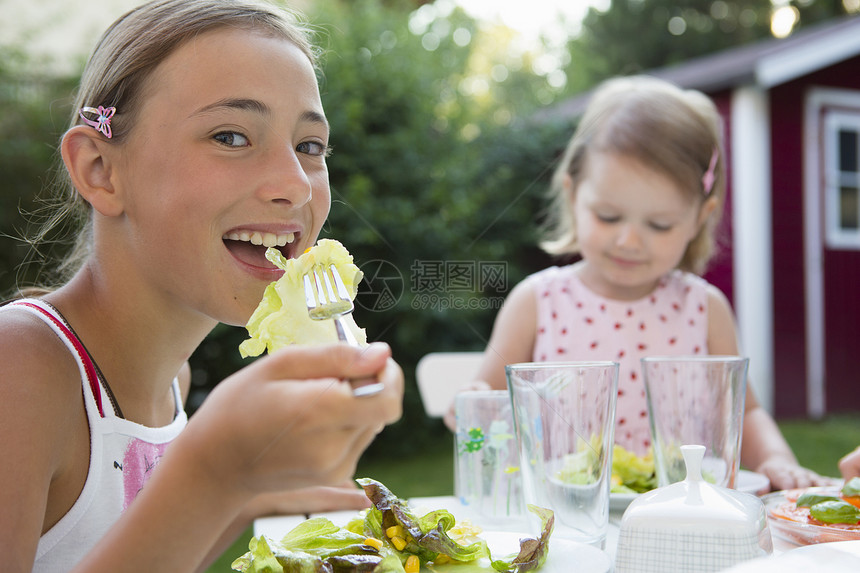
(642, 356, 749, 488)
(454, 390, 525, 529)
(507, 361, 618, 548)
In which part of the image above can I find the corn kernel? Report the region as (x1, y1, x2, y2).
(363, 537, 383, 551)
(390, 536, 407, 551)
(434, 554, 451, 564)
(385, 525, 406, 539)
(405, 555, 420, 573)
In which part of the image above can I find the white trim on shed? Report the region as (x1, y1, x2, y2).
(731, 86, 774, 413)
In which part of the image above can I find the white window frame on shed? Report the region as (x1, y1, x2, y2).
(823, 110, 860, 248)
(803, 87, 860, 418)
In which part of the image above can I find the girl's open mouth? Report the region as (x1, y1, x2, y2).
(222, 230, 298, 269)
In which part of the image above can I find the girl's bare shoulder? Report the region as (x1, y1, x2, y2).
(497, 275, 540, 322)
(0, 307, 83, 415)
(703, 283, 740, 353)
(703, 282, 735, 321)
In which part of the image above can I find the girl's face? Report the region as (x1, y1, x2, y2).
(109, 28, 330, 325)
(572, 151, 707, 301)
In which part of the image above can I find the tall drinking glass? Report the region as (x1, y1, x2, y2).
(507, 361, 618, 548)
(642, 356, 749, 488)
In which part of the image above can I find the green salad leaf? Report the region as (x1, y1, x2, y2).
(809, 500, 860, 524)
(234, 478, 555, 573)
(795, 492, 842, 508)
(279, 517, 377, 555)
(611, 445, 657, 494)
(356, 477, 490, 563)
(231, 517, 403, 572)
(239, 239, 366, 357)
(356, 478, 555, 572)
(230, 536, 282, 573)
(489, 505, 554, 573)
(842, 477, 860, 498)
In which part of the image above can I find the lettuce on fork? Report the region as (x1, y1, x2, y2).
(239, 238, 366, 358)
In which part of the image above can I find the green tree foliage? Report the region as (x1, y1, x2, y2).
(565, 0, 774, 84)
(0, 47, 78, 293)
(562, 0, 851, 92)
(793, 0, 854, 23)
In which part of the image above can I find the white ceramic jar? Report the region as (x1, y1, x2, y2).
(615, 444, 773, 573)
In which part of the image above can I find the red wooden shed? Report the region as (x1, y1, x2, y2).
(543, 16, 860, 419)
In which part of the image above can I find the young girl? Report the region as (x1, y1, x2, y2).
(0, 1, 403, 571)
(448, 75, 828, 492)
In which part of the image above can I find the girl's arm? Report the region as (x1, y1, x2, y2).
(175, 360, 374, 570)
(705, 285, 831, 489)
(444, 278, 538, 430)
(0, 313, 93, 573)
(475, 277, 539, 389)
(70, 343, 402, 573)
(189, 351, 372, 573)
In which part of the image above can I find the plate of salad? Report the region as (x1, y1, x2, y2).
(610, 445, 658, 510)
(233, 478, 610, 572)
(609, 445, 771, 511)
(763, 478, 860, 546)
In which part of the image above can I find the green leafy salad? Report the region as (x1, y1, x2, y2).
(794, 477, 860, 525)
(232, 478, 555, 573)
(239, 239, 366, 358)
(610, 445, 657, 495)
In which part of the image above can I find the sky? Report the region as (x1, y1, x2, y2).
(449, 0, 608, 49)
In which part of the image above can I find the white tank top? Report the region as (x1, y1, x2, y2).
(2, 299, 187, 572)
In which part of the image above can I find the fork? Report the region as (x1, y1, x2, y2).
(303, 264, 385, 397)
(304, 264, 359, 346)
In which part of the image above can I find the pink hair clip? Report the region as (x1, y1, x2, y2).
(78, 106, 116, 138)
(701, 147, 719, 195)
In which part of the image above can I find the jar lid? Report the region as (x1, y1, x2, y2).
(623, 445, 768, 528)
(615, 445, 773, 573)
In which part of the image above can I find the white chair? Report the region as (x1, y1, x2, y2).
(415, 351, 485, 418)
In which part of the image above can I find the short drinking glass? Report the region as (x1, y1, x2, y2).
(454, 390, 525, 529)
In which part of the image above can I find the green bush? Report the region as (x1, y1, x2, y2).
(280, 0, 569, 454)
(0, 47, 78, 292)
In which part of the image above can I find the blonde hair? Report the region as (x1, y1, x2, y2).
(540, 75, 726, 275)
(25, 0, 318, 289)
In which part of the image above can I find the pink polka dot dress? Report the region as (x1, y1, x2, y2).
(531, 264, 709, 455)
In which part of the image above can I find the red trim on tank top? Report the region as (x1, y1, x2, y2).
(17, 302, 105, 417)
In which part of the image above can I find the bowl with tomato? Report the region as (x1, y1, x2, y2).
(764, 477, 860, 545)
